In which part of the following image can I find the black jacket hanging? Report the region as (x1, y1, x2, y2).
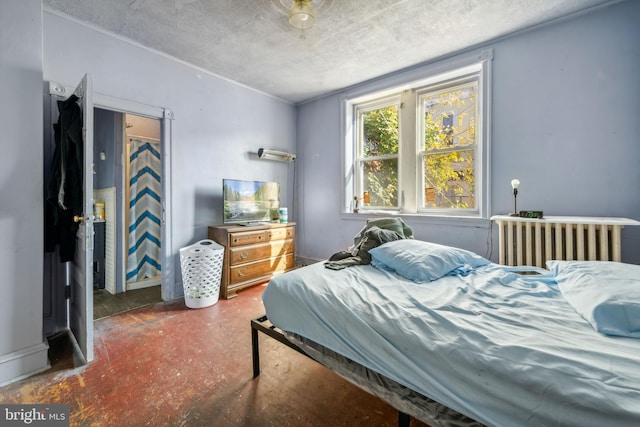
(45, 94, 84, 263)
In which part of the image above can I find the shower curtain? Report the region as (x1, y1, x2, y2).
(126, 138, 161, 283)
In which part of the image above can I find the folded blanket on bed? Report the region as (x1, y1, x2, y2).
(324, 218, 413, 270)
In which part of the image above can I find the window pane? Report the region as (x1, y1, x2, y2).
(363, 158, 398, 207)
(424, 150, 475, 209)
(423, 83, 476, 151)
(361, 106, 398, 156)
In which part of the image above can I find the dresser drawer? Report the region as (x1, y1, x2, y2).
(208, 223, 296, 299)
(268, 226, 295, 241)
(229, 239, 294, 266)
(229, 253, 295, 285)
(230, 230, 267, 246)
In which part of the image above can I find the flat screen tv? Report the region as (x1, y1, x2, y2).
(223, 179, 280, 224)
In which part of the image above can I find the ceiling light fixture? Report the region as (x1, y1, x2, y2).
(289, 0, 315, 31)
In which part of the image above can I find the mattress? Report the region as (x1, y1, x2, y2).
(262, 261, 640, 427)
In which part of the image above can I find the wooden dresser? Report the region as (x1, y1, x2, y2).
(208, 222, 295, 299)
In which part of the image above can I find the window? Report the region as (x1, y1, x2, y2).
(345, 53, 491, 218)
(357, 97, 400, 209)
(420, 78, 477, 211)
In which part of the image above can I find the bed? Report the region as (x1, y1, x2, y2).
(258, 239, 640, 427)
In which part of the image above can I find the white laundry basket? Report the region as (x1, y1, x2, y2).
(179, 239, 224, 309)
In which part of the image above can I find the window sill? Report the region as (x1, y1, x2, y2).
(339, 211, 491, 229)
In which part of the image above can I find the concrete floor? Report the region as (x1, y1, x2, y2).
(1, 284, 429, 426)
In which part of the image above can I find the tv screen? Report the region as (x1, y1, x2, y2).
(223, 179, 280, 224)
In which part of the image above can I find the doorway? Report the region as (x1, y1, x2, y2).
(93, 110, 163, 319)
(43, 80, 175, 350)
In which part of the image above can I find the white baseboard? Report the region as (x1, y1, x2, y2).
(0, 341, 50, 387)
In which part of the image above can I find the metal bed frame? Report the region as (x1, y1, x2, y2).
(251, 315, 479, 427)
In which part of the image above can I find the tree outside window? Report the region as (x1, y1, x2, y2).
(359, 104, 399, 208)
(421, 81, 477, 210)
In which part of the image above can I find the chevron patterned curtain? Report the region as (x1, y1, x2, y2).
(126, 138, 161, 283)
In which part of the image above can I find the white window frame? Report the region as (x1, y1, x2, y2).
(417, 74, 480, 215)
(343, 50, 492, 219)
(354, 95, 401, 211)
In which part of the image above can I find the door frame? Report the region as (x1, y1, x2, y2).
(122, 115, 163, 293)
(94, 94, 175, 302)
(48, 81, 176, 315)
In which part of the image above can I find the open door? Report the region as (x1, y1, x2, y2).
(68, 74, 94, 363)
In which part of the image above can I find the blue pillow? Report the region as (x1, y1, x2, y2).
(548, 260, 640, 338)
(369, 240, 490, 282)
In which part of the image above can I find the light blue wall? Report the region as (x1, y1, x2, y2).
(295, 1, 640, 264)
(0, 0, 49, 385)
(42, 11, 297, 298)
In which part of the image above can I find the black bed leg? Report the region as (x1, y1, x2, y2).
(251, 324, 260, 378)
(398, 411, 410, 427)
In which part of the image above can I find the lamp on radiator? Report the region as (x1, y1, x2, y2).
(510, 179, 520, 217)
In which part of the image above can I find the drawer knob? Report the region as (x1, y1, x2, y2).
(237, 268, 247, 277)
(240, 252, 248, 259)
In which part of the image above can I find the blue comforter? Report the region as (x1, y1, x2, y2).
(262, 261, 640, 427)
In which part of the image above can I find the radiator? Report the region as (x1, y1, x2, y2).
(491, 216, 639, 267)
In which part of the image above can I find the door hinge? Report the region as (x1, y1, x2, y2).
(65, 286, 71, 300)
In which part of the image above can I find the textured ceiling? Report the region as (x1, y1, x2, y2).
(43, 0, 616, 103)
